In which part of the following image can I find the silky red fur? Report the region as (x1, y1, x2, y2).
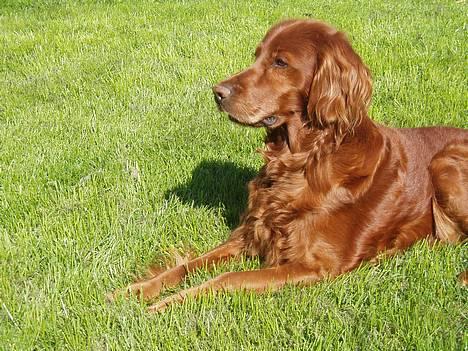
(112, 19, 467, 312)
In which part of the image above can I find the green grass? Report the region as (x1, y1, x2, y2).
(0, 0, 467, 349)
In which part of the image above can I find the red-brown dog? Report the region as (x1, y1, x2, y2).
(111, 19, 467, 312)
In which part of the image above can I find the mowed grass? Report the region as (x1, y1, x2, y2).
(0, 0, 467, 349)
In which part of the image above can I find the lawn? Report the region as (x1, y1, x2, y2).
(0, 0, 466, 350)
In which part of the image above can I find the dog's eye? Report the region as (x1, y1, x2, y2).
(273, 58, 288, 68)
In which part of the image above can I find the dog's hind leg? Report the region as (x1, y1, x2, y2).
(429, 140, 468, 243)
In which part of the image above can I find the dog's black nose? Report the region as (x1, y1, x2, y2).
(212, 84, 232, 103)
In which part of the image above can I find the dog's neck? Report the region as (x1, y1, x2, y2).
(262, 124, 325, 164)
(283, 117, 304, 153)
(263, 114, 379, 160)
(264, 124, 297, 156)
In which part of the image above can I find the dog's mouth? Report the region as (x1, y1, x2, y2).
(215, 93, 280, 128)
(228, 114, 279, 128)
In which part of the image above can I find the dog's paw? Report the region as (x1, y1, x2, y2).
(458, 270, 468, 286)
(106, 281, 149, 302)
(105, 287, 132, 303)
(147, 296, 175, 313)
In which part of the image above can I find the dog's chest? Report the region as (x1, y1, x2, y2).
(242, 165, 311, 265)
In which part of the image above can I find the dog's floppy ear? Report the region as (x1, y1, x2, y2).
(306, 32, 372, 139)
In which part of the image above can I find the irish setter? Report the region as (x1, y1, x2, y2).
(111, 19, 467, 311)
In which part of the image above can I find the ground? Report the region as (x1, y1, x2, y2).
(0, 0, 466, 350)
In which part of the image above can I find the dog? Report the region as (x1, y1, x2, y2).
(110, 19, 467, 312)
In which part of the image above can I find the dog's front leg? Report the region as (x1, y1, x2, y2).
(109, 237, 245, 301)
(147, 262, 325, 312)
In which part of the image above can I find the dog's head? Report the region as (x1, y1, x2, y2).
(213, 20, 372, 139)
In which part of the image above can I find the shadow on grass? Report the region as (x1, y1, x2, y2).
(165, 160, 257, 229)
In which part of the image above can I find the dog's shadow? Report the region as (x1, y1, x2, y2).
(165, 160, 257, 229)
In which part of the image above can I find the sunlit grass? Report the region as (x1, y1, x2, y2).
(0, 0, 466, 350)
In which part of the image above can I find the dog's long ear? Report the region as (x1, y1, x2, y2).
(307, 32, 372, 140)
